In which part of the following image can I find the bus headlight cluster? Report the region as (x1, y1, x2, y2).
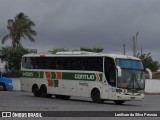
(116, 89, 127, 95)
(122, 89, 128, 94)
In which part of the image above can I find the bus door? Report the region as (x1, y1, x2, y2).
(103, 57, 117, 99)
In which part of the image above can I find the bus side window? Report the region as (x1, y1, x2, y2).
(55, 58, 61, 70)
(22, 58, 27, 68)
(91, 57, 103, 72)
(25, 57, 33, 69)
(82, 57, 90, 71)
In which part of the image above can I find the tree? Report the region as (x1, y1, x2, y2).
(137, 53, 159, 72)
(1, 12, 37, 47)
(0, 47, 29, 70)
(80, 47, 103, 53)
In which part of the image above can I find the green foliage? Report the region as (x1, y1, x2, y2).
(49, 48, 67, 54)
(3, 70, 22, 78)
(48, 48, 104, 54)
(0, 47, 29, 70)
(80, 47, 103, 53)
(137, 53, 159, 72)
(1, 12, 37, 47)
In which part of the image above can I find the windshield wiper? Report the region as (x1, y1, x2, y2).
(126, 71, 141, 89)
(134, 78, 141, 89)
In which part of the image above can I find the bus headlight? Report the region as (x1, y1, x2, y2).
(122, 89, 128, 94)
(116, 89, 128, 95)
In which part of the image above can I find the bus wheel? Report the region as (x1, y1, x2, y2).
(0, 83, 6, 91)
(91, 89, 104, 103)
(40, 85, 52, 98)
(114, 100, 125, 105)
(33, 86, 40, 97)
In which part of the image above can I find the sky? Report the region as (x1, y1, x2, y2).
(0, 0, 160, 61)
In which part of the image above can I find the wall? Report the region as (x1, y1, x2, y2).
(145, 79, 160, 93)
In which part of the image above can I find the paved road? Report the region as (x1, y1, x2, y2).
(0, 91, 160, 120)
(0, 91, 160, 111)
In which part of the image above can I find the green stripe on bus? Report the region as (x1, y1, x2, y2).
(21, 71, 103, 81)
(54, 80, 59, 87)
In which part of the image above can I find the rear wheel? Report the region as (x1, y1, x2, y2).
(40, 85, 52, 98)
(114, 100, 125, 105)
(91, 89, 104, 103)
(0, 83, 6, 91)
(33, 86, 40, 97)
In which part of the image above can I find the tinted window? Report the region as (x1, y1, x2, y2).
(116, 59, 143, 70)
(105, 57, 116, 87)
(22, 57, 103, 72)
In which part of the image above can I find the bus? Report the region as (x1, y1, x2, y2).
(20, 51, 151, 105)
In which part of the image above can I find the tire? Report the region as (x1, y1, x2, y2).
(40, 86, 47, 97)
(33, 86, 40, 97)
(91, 89, 104, 103)
(0, 83, 6, 91)
(40, 85, 52, 98)
(114, 100, 125, 105)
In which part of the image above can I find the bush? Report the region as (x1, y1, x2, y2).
(0, 47, 29, 71)
(3, 70, 22, 78)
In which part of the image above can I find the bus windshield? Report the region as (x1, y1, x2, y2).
(116, 59, 144, 70)
(116, 59, 145, 89)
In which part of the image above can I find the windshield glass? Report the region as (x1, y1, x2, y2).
(117, 69, 145, 89)
(116, 59, 144, 70)
(116, 59, 145, 89)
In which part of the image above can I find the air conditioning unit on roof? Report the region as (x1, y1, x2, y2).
(56, 51, 98, 55)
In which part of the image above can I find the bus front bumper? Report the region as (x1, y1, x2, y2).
(115, 93, 145, 101)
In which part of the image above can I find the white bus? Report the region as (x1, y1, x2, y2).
(20, 51, 151, 105)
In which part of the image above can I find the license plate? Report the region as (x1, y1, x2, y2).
(131, 97, 135, 100)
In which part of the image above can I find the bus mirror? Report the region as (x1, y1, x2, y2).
(116, 66, 122, 77)
(146, 68, 152, 79)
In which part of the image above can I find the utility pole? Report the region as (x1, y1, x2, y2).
(135, 32, 139, 56)
(133, 32, 139, 57)
(123, 43, 126, 55)
(133, 36, 136, 57)
(141, 47, 143, 55)
(123, 37, 127, 55)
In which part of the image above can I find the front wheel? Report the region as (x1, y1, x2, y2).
(114, 100, 125, 105)
(91, 89, 104, 103)
(40, 86, 52, 98)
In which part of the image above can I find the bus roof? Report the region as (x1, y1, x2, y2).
(23, 51, 140, 60)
